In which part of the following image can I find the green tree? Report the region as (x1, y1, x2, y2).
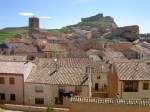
(0, 108, 4, 112)
(47, 104, 54, 112)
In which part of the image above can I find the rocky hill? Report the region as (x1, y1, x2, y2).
(0, 13, 140, 44)
(62, 14, 139, 42)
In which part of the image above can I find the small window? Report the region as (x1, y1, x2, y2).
(9, 78, 15, 85)
(0, 93, 5, 100)
(35, 98, 44, 104)
(143, 83, 149, 90)
(10, 94, 16, 101)
(35, 86, 44, 93)
(75, 86, 82, 96)
(97, 76, 101, 79)
(124, 81, 138, 92)
(95, 83, 99, 91)
(0, 77, 4, 84)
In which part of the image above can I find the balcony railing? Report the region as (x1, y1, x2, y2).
(92, 87, 107, 93)
(71, 97, 150, 106)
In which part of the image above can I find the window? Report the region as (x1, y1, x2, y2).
(35, 98, 44, 104)
(0, 93, 5, 100)
(75, 86, 82, 96)
(97, 76, 101, 79)
(35, 86, 44, 93)
(124, 81, 138, 92)
(9, 78, 15, 85)
(10, 94, 16, 101)
(143, 83, 149, 90)
(0, 77, 4, 84)
(95, 83, 99, 91)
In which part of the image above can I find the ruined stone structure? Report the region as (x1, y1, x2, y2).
(28, 17, 40, 37)
(29, 17, 39, 30)
(81, 13, 103, 22)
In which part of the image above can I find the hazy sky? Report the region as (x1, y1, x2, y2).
(0, 0, 149, 33)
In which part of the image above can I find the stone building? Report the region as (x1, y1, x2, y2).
(0, 61, 34, 104)
(24, 58, 91, 107)
(29, 17, 39, 30)
(108, 60, 150, 99)
(29, 17, 40, 37)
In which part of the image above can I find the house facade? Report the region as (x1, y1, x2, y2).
(24, 58, 90, 107)
(25, 83, 89, 107)
(108, 61, 150, 99)
(0, 61, 34, 104)
(90, 62, 109, 98)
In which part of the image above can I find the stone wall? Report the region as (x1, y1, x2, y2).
(81, 13, 103, 22)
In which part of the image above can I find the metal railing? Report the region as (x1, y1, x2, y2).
(70, 97, 150, 106)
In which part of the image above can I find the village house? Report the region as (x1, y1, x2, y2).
(139, 41, 150, 50)
(124, 45, 150, 60)
(0, 55, 27, 62)
(24, 58, 110, 107)
(90, 62, 109, 98)
(42, 43, 69, 58)
(99, 48, 127, 62)
(0, 61, 34, 104)
(86, 49, 102, 61)
(111, 42, 133, 52)
(24, 58, 91, 107)
(108, 60, 150, 99)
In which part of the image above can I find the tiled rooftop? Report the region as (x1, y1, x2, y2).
(43, 43, 68, 52)
(0, 55, 27, 62)
(114, 61, 150, 80)
(26, 58, 109, 85)
(26, 66, 88, 85)
(0, 61, 34, 81)
(131, 45, 150, 55)
(26, 58, 91, 85)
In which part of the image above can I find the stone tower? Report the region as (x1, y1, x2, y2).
(28, 17, 40, 37)
(29, 17, 39, 30)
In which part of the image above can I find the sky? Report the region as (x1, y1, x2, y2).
(0, 0, 150, 33)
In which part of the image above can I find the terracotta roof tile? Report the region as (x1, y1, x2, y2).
(114, 61, 150, 80)
(0, 61, 34, 81)
(0, 55, 27, 62)
(25, 58, 91, 85)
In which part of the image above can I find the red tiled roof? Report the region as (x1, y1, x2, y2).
(113, 61, 150, 80)
(43, 43, 68, 52)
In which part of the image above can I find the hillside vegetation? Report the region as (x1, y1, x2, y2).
(0, 27, 28, 43)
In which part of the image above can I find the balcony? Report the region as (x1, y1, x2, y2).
(92, 87, 108, 98)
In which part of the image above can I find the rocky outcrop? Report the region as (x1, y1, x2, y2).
(66, 14, 118, 39)
(113, 25, 139, 42)
(81, 13, 103, 22)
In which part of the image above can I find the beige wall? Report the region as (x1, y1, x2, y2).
(25, 83, 89, 107)
(0, 74, 24, 104)
(92, 72, 107, 90)
(117, 81, 150, 99)
(91, 72, 108, 97)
